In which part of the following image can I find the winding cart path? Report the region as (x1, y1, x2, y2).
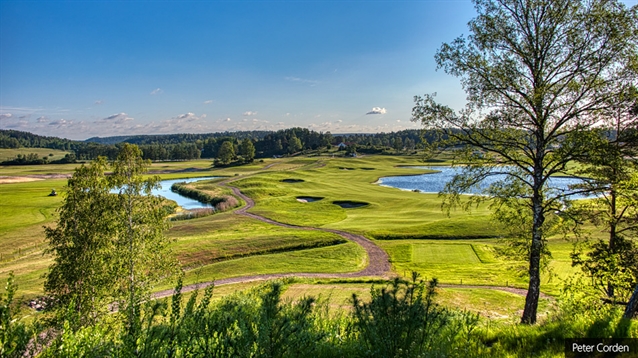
(152, 178, 392, 299)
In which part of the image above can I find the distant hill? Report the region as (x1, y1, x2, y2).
(0, 129, 82, 150)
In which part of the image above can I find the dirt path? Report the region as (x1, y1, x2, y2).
(152, 178, 392, 299)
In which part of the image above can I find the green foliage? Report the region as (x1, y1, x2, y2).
(170, 182, 226, 207)
(572, 237, 638, 301)
(239, 138, 256, 163)
(412, 0, 638, 324)
(44, 157, 116, 324)
(568, 87, 638, 301)
(45, 144, 178, 329)
(351, 274, 479, 357)
(287, 136, 303, 154)
(110, 144, 178, 334)
(0, 273, 34, 358)
(217, 141, 236, 165)
(1, 152, 49, 165)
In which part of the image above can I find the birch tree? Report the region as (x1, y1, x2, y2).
(412, 0, 638, 324)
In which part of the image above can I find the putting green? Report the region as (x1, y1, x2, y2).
(411, 243, 480, 264)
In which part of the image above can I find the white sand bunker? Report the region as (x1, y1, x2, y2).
(296, 196, 323, 203)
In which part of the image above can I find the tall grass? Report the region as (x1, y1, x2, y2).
(5, 273, 638, 357)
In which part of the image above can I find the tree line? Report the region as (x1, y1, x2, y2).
(1, 128, 442, 163)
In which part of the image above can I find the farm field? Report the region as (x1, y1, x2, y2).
(1, 154, 581, 320)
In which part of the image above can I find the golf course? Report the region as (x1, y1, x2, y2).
(1, 153, 568, 319)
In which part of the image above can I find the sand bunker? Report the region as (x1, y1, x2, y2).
(0, 176, 44, 184)
(281, 179, 305, 183)
(296, 196, 324, 203)
(333, 200, 369, 208)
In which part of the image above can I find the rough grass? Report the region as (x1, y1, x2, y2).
(279, 282, 553, 321)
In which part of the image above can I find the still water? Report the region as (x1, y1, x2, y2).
(111, 176, 220, 209)
(378, 166, 589, 199)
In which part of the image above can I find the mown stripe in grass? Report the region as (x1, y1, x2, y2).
(470, 244, 484, 263)
(179, 239, 347, 269)
(411, 244, 480, 264)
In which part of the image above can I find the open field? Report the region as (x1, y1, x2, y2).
(0, 148, 73, 162)
(1, 154, 583, 317)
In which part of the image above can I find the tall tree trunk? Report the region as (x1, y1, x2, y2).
(522, 182, 545, 324)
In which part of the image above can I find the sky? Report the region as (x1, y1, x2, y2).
(1, 0, 636, 140)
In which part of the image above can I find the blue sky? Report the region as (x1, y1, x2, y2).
(1, 1, 635, 140)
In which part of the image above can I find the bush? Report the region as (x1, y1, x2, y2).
(1, 273, 35, 358)
(350, 273, 480, 357)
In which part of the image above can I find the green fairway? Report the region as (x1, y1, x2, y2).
(411, 243, 480, 264)
(169, 214, 347, 268)
(233, 155, 498, 239)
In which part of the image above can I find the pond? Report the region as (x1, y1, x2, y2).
(155, 177, 221, 209)
(112, 176, 220, 209)
(378, 166, 589, 199)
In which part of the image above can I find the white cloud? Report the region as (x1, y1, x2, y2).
(36, 116, 48, 123)
(0, 113, 12, 119)
(177, 113, 194, 119)
(366, 107, 387, 115)
(173, 112, 204, 122)
(94, 100, 104, 105)
(396, 119, 401, 123)
(225, 118, 231, 122)
(49, 119, 69, 126)
(203, 100, 213, 104)
(101, 113, 133, 122)
(150, 88, 163, 95)
(243, 111, 257, 116)
(337, 119, 343, 123)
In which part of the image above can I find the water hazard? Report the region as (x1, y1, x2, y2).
(112, 176, 220, 209)
(378, 166, 589, 199)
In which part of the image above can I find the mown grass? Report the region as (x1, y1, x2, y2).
(233, 155, 498, 239)
(155, 241, 366, 291)
(169, 214, 347, 268)
(378, 237, 578, 296)
(0, 148, 72, 162)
